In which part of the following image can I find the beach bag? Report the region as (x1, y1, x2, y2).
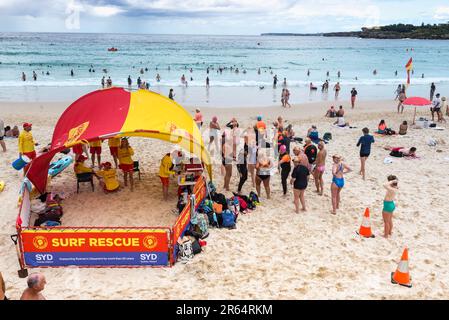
(238, 194, 255, 210)
(221, 209, 236, 228)
(207, 211, 219, 227)
(192, 239, 202, 255)
(178, 239, 194, 262)
(389, 150, 403, 158)
(194, 213, 209, 239)
(323, 132, 332, 141)
(212, 193, 228, 210)
(249, 191, 260, 205)
(233, 195, 248, 211)
(213, 202, 223, 214)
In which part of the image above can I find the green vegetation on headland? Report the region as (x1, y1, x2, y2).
(262, 23, 449, 40)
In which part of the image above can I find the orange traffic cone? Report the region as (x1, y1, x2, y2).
(356, 208, 375, 238)
(391, 247, 412, 288)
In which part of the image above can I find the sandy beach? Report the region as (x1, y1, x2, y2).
(1, 97, 449, 300)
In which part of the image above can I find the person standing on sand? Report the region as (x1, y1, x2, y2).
(382, 175, 399, 238)
(159, 153, 175, 200)
(19, 123, 38, 162)
(398, 90, 406, 113)
(291, 157, 309, 213)
(430, 82, 436, 101)
(334, 82, 341, 99)
(206, 76, 210, 88)
(255, 150, 273, 199)
(357, 127, 375, 180)
(221, 130, 233, 191)
(89, 138, 102, 168)
(273, 75, 278, 88)
(117, 138, 135, 192)
(281, 89, 286, 107)
(0, 119, 6, 152)
(20, 273, 46, 300)
(330, 155, 352, 215)
(208, 116, 220, 155)
(278, 144, 291, 196)
(236, 137, 248, 194)
(394, 84, 401, 100)
(313, 141, 326, 195)
(284, 89, 292, 108)
(350, 87, 358, 109)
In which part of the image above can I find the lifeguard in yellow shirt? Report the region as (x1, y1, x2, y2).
(18, 123, 37, 160)
(159, 153, 175, 200)
(108, 137, 121, 168)
(118, 138, 135, 191)
(97, 162, 120, 193)
(89, 138, 102, 168)
(74, 155, 95, 175)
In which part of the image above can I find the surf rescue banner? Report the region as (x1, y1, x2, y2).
(20, 228, 170, 267)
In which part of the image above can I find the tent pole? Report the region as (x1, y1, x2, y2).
(413, 107, 417, 125)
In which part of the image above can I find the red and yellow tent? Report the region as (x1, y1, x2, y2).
(26, 88, 212, 194)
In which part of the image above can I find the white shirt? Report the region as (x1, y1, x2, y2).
(337, 117, 346, 126)
(432, 97, 441, 109)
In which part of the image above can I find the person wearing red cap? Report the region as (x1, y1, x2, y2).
(18, 123, 37, 162)
(117, 138, 135, 191)
(89, 139, 102, 168)
(97, 162, 120, 193)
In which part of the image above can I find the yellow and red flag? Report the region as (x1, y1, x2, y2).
(405, 58, 413, 84)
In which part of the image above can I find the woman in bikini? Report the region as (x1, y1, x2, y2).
(382, 175, 398, 238)
(255, 150, 273, 199)
(330, 155, 352, 214)
(313, 141, 327, 195)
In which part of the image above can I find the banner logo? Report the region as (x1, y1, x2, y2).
(65, 121, 89, 147)
(142, 235, 158, 249)
(33, 236, 48, 250)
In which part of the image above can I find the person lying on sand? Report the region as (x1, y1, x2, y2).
(384, 146, 418, 158)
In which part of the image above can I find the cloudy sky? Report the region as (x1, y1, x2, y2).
(0, 0, 449, 34)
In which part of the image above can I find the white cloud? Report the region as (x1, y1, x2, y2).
(434, 6, 449, 20)
(86, 5, 126, 17)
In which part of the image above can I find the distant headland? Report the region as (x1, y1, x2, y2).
(262, 23, 449, 40)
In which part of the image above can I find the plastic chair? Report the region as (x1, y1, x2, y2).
(76, 172, 94, 193)
(133, 161, 141, 180)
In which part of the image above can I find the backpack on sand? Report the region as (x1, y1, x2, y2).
(178, 239, 194, 262)
(221, 209, 236, 229)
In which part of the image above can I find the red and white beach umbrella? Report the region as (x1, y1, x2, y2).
(402, 97, 432, 124)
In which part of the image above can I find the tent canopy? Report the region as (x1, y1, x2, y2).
(27, 88, 212, 194)
(402, 97, 432, 106)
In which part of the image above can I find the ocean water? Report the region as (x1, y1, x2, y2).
(1, 32, 449, 106)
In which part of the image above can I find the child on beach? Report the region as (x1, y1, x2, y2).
(382, 175, 399, 238)
(313, 141, 327, 195)
(291, 156, 309, 212)
(357, 128, 375, 180)
(330, 155, 352, 215)
(117, 138, 135, 192)
(96, 162, 120, 193)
